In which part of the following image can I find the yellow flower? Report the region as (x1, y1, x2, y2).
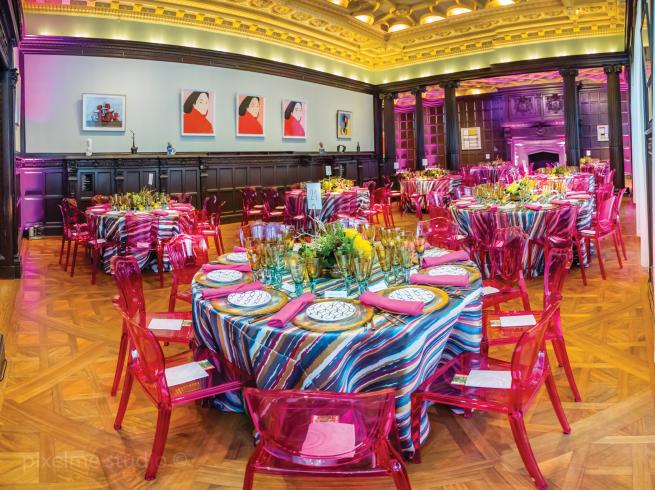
(344, 228, 358, 240)
(353, 236, 372, 258)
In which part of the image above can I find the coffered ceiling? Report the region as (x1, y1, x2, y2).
(23, 0, 626, 73)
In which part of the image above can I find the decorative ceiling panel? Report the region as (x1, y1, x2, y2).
(22, 0, 625, 70)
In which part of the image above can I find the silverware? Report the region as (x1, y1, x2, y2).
(382, 312, 408, 325)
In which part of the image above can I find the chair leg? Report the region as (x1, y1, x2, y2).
(70, 241, 79, 277)
(611, 232, 623, 269)
(243, 447, 260, 490)
(616, 225, 627, 260)
(574, 236, 587, 286)
(64, 239, 72, 271)
(508, 411, 548, 490)
(544, 370, 572, 433)
(157, 250, 165, 288)
(168, 283, 177, 313)
(526, 241, 534, 277)
(388, 455, 412, 490)
(113, 369, 133, 430)
(91, 247, 99, 285)
(595, 238, 607, 279)
(59, 235, 66, 264)
(144, 408, 172, 480)
(552, 338, 582, 402)
(217, 227, 225, 255)
(111, 324, 128, 396)
(410, 394, 423, 464)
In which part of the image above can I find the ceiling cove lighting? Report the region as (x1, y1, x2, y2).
(490, 0, 515, 6)
(354, 14, 374, 24)
(328, 0, 349, 6)
(447, 7, 472, 17)
(388, 23, 409, 33)
(421, 15, 445, 24)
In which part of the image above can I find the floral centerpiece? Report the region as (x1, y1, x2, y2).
(540, 165, 578, 176)
(110, 187, 170, 211)
(320, 177, 355, 193)
(420, 167, 449, 178)
(297, 221, 372, 276)
(504, 177, 537, 201)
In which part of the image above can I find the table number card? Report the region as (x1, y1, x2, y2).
(325, 165, 332, 176)
(306, 182, 323, 210)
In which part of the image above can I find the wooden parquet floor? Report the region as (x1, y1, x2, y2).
(0, 203, 653, 489)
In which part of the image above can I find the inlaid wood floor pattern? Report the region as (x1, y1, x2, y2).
(0, 203, 653, 489)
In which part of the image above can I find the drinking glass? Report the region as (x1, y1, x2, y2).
(335, 250, 353, 294)
(358, 223, 377, 247)
(390, 241, 401, 285)
(352, 252, 373, 295)
(414, 235, 426, 268)
(246, 248, 262, 282)
(272, 244, 286, 288)
(288, 254, 306, 297)
(400, 244, 414, 284)
(305, 256, 321, 294)
(262, 243, 275, 284)
(375, 242, 392, 286)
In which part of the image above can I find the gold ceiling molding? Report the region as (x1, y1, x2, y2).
(22, 0, 625, 70)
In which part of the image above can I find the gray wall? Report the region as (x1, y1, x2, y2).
(23, 54, 374, 154)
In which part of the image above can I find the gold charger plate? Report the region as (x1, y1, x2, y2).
(292, 299, 373, 333)
(377, 285, 449, 314)
(193, 271, 254, 288)
(214, 252, 249, 265)
(419, 264, 481, 284)
(210, 287, 288, 316)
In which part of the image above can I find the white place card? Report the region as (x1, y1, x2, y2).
(324, 290, 348, 298)
(482, 286, 500, 296)
(465, 370, 512, 389)
(393, 161, 400, 170)
(148, 318, 184, 331)
(306, 182, 323, 210)
(281, 283, 296, 294)
(368, 282, 387, 293)
(164, 362, 209, 387)
(325, 165, 332, 176)
(499, 314, 537, 328)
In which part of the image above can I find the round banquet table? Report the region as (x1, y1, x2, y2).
(86, 209, 192, 273)
(192, 263, 483, 456)
(451, 198, 594, 277)
(532, 172, 595, 193)
(284, 188, 370, 228)
(580, 162, 610, 184)
(399, 175, 462, 212)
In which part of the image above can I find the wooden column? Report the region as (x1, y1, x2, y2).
(604, 64, 625, 189)
(440, 81, 460, 171)
(413, 87, 425, 167)
(381, 92, 396, 176)
(373, 91, 383, 181)
(560, 68, 581, 166)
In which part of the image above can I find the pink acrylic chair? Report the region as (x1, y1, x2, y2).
(483, 226, 531, 312)
(241, 187, 265, 225)
(333, 190, 359, 221)
(483, 248, 581, 402)
(469, 208, 500, 277)
(417, 217, 468, 251)
(262, 187, 285, 222)
(243, 387, 411, 490)
(59, 199, 89, 272)
(85, 212, 116, 285)
(411, 300, 570, 489)
(166, 234, 209, 312)
(112, 258, 242, 480)
(283, 190, 308, 230)
(576, 195, 623, 280)
(611, 187, 627, 260)
(192, 195, 226, 255)
(109, 256, 195, 397)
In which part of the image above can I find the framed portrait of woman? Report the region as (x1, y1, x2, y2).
(282, 99, 307, 139)
(236, 95, 265, 137)
(336, 110, 352, 139)
(181, 89, 215, 136)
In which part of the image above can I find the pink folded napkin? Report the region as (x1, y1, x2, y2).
(422, 250, 469, 268)
(201, 281, 263, 300)
(267, 293, 315, 327)
(233, 246, 247, 252)
(170, 204, 193, 210)
(152, 210, 169, 216)
(124, 211, 134, 218)
(410, 274, 469, 287)
(550, 199, 571, 206)
(202, 263, 251, 273)
(359, 291, 423, 316)
(523, 203, 543, 211)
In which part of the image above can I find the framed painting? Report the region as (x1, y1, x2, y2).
(82, 94, 126, 132)
(337, 110, 352, 139)
(236, 95, 265, 137)
(282, 99, 306, 139)
(181, 89, 215, 136)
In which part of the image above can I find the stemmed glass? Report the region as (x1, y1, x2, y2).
(400, 241, 415, 284)
(272, 243, 286, 288)
(413, 235, 426, 268)
(335, 250, 353, 294)
(375, 243, 392, 286)
(352, 252, 373, 294)
(246, 248, 262, 282)
(305, 255, 321, 294)
(390, 240, 401, 285)
(358, 223, 377, 247)
(288, 254, 306, 297)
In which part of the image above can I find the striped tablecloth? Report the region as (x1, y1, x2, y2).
(451, 199, 594, 277)
(400, 175, 462, 212)
(88, 210, 191, 273)
(285, 188, 370, 228)
(192, 264, 483, 456)
(532, 173, 595, 193)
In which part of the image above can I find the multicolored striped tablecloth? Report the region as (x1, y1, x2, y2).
(285, 188, 370, 228)
(192, 264, 482, 456)
(88, 210, 191, 273)
(399, 175, 462, 212)
(451, 199, 594, 277)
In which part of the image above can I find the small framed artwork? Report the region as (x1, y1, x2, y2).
(597, 124, 609, 142)
(236, 95, 265, 137)
(337, 110, 352, 139)
(181, 89, 215, 136)
(82, 94, 126, 132)
(282, 99, 306, 139)
(461, 127, 482, 150)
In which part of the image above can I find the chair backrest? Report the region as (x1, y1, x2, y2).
(604, 169, 615, 186)
(202, 195, 224, 224)
(244, 387, 396, 466)
(543, 247, 572, 309)
(612, 187, 625, 224)
(166, 234, 209, 285)
(241, 186, 259, 209)
(111, 255, 147, 323)
(124, 213, 156, 249)
(334, 190, 358, 216)
(427, 204, 451, 220)
(543, 204, 579, 241)
(60, 198, 85, 228)
(417, 217, 459, 248)
(426, 190, 449, 208)
(170, 193, 193, 204)
(91, 194, 111, 205)
(569, 175, 590, 192)
(469, 208, 499, 248)
(596, 195, 616, 230)
(510, 300, 561, 409)
(488, 227, 527, 283)
(262, 187, 280, 212)
(454, 185, 474, 198)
